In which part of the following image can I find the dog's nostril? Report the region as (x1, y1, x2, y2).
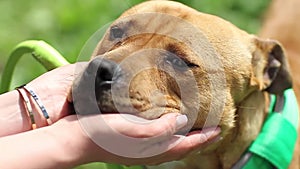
(98, 66, 114, 82)
(96, 59, 121, 87)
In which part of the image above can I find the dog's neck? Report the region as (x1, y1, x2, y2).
(218, 91, 268, 168)
(183, 91, 269, 169)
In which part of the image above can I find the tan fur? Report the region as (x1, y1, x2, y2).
(260, 0, 300, 168)
(89, 1, 297, 168)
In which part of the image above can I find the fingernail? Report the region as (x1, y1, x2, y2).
(176, 115, 188, 130)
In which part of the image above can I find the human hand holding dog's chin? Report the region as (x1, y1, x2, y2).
(52, 113, 221, 166)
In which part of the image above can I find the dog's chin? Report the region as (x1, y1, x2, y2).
(98, 105, 223, 148)
(98, 103, 219, 135)
(99, 104, 181, 120)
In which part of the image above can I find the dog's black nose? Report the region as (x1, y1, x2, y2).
(95, 59, 121, 89)
(72, 58, 123, 115)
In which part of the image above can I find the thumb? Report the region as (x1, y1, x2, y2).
(144, 113, 188, 138)
(103, 113, 188, 138)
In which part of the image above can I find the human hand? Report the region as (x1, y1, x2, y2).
(27, 62, 87, 127)
(52, 113, 221, 167)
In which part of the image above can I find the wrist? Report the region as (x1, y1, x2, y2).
(51, 116, 95, 166)
(26, 81, 73, 126)
(0, 90, 32, 136)
(17, 85, 50, 128)
(0, 122, 87, 169)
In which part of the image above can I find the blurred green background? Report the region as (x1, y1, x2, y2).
(0, 0, 271, 90)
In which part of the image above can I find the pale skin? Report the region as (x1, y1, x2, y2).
(0, 63, 220, 169)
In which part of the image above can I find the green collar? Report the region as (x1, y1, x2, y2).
(232, 89, 299, 169)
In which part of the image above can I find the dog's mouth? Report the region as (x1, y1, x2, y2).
(97, 97, 181, 120)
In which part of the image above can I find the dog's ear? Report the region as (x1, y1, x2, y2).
(252, 38, 292, 95)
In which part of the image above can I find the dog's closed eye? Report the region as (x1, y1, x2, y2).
(164, 44, 199, 71)
(165, 53, 198, 71)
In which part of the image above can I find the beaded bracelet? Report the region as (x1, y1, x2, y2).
(17, 85, 51, 126)
(22, 85, 49, 119)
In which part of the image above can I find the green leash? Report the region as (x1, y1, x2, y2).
(0, 40, 69, 93)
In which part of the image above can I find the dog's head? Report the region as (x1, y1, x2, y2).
(75, 0, 292, 150)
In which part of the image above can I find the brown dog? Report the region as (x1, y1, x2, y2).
(74, 1, 298, 168)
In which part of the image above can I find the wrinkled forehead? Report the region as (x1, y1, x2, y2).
(114, 13, 201, 41)
(98, 12, 219, 59)
(96, 1, 253, 56)
(94, 1, 255, 71)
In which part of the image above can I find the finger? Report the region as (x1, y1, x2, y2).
(134, 113, 188, 138)
(77, 113, 189, 159)
(170, 127, 221, 155)
(132, 127, 221, 164)
(138, 127, 221, 165)
(126, 113, 187, 156)
(103, 113, 188, 138)
(77, 113, 186, 158)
